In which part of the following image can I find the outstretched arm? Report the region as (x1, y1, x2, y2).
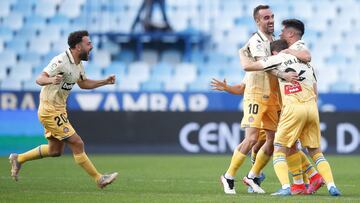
(77, 75, 116, 89)
(211, 78, 245, 95)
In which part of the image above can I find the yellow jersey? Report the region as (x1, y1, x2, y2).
(39, 49, 87, 109)
(243, 31, 279, 105)
(275, 53, 317, 105)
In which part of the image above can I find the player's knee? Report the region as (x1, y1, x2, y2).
(247, 137, 258, 146)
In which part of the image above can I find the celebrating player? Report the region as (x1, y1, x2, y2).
(9, 30, 118, 189)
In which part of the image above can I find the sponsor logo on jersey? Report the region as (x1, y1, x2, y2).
(284, 81, 302, 94)
(61, 82, 75, 91)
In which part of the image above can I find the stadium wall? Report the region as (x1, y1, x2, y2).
(1, 110, 360, 155)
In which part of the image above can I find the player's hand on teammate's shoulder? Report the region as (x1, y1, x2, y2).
(106, 74, 116, 85)
(280, 48, 290, 54)
(211, 78, 228, 92)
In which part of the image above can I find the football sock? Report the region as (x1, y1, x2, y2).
(312, 152, 335, 186)
(251, 150, 257, 165)
(287, 151, 304, 185)
(226, 150, 247, 178)
(249, 148, 270, 177)
(299, 150, 316, 184)
(273, 151, 290, 186)
(73, 152, 102, 181)
(18, 144, 50, 164)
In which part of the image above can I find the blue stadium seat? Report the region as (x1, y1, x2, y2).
(117, 78, 141, 92)
(127, 61, 150, 82)
(141, 80, 163, 92)
(188, 79, 211, 92)
(2, 12, 24, 31)
(329, 80, 353, 93)
(0, 78, 22, 90)
(0, 27, 14, 41)
(34, 0, 57, 18)
(0, 65, 7, 80)
(0, 0, 11, 17)
(23, 77, 41, 91)
(161, 50, 182, 65)
(0, 50, 17, 68)
(104, 61, 127, 79)
(59, 0, 83, 18)
(28, 37, 51, 54)
(8, 62, 33, 81)
(19, 51, 41, 67)
(5, 38, 28, 54)
(24, 15, 46, 30)
(15, 27, 38, 40)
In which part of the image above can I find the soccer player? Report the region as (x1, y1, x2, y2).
(239, 39, 341, 196)
(220, 5, 292, 194)
(278, 19, 324, 195)
(9, 30, 118, 189)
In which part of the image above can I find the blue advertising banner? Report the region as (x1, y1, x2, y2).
(0, 91, 359, 112)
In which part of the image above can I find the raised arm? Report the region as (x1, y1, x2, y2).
(77, 75, 116, 89)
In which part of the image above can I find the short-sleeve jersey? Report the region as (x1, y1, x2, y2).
(243, 31, 279, 105)
(289, 40, 309, 52)
(274, 53, 317, 105)
(39, 49, 87, 109)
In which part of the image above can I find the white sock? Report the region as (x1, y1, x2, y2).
(282, 184, 290, 189)
(247, 171, 257, 179)
(224, 173, 234, 180)
(327, 182, 336, 190)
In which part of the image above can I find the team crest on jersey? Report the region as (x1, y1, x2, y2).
(284, 81, 302, 94)
(248, 116, 254, 123)
(63, 127, 69, 133)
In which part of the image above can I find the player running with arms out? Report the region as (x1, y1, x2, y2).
(9, 30, 118, 189)
(239, 39, 341, 196)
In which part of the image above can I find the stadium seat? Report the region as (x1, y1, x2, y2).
(0, 27, 14, 41)
(173, 63, 197, 84)
(28, 37, 51, 54)
(161, 50, 182, 66)
(92, 50, 111, 68)
(19, 52, 41, 67)
(188, 79, 211, 92)
(58, 0, 83, 18)
(141, 80, 163, 91)
(117, 78, 141, 92)
(5, 38, 28, 54)
(2, 12, 24, 31)
(0, 65, 7, 80)
(0, 50, 17, 68)
(127, 61, 150, 82)
(8, 62, 33, 81)
(329, 80, 353, 92)
(0, 0, 11, 17)
(34, 0, 57, 18)
(0, 78, 22, 90)
(104, 61, 127, 79)
(141, 49, 159, 67)
(23, 77, 41, 91)
(24, 15, 47, 30)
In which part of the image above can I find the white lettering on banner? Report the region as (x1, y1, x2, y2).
(189, 94, 208, 112)
(123, 93, 147, 111)
(179, 122, 242, 153)
(179, 122, 200, 153)
(150, 94, 167, 111)
(76, 94, 103, 111)
(320, 122, 327, 152)
(104, 93, 120, 111)
(21, 93, 36, 110)
(1, 93, 17, 110)
(170, 93, 186, 111)
(199, 123, 218, 153)
(337, 123, 359, 153)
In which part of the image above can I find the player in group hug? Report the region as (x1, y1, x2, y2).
(211, 5, 341, 196)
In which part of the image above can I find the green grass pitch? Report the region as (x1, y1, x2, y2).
(0, 155, 359, 203)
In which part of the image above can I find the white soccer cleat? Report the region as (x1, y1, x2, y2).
(220, 175, 236, 194)
(9, 153, 21, 181)
(97, 172, 118, 189)
(243, 176, 265, 194)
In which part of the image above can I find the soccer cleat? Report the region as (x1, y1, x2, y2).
(271, 188, 291, 196)
(9, 153, 21, 181)
(328, 186, 341, 196)
(243, 176, 265, 193)
(307, 174, 324, 194)
(220, 175, 236, 194)
(291, 184, 308, 195)
(247, 173, 266, 193)
(97, 172, 118, 189)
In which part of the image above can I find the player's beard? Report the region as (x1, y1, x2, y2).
(79, 50, 89, 61)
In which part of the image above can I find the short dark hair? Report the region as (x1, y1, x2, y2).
(270, 39, 289, 53)
(253, 5, 270, 21)
(282, 19, 305, 37)
(68, 30, 89, 49)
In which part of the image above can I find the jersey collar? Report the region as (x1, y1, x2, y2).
(65, 49, 75, 64)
